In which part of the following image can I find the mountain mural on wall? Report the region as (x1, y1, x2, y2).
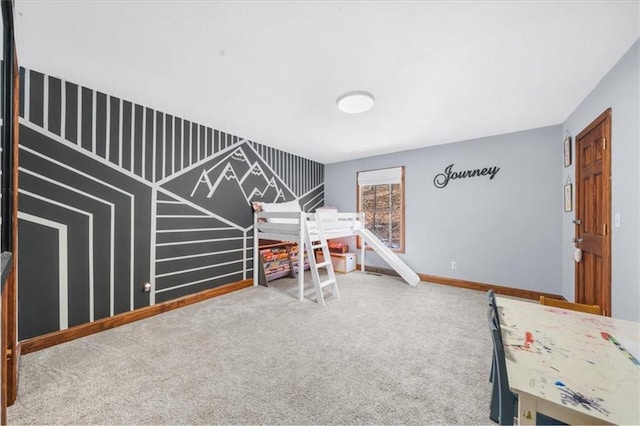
(17, 66, 325, 341)
(161, 142, 295, 228)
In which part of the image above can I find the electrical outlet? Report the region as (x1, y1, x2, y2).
(451, 261, 457, 270)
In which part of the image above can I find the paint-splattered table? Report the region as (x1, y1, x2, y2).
(497, 297, 640, 425)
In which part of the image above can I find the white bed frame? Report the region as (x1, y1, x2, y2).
(253, 211, 365, 301)
(253, 209, 420, 303)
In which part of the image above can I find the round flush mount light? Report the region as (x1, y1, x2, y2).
(336, 90, 375, 114)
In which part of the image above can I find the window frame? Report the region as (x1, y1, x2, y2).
(356, 166, 405, 253)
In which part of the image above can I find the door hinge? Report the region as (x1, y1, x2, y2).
(602, 138, 607, 150)
(603, 223, 608, 235)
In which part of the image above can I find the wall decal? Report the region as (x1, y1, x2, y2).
(162, 143, 296, 229)
(433, 163, 500, 188)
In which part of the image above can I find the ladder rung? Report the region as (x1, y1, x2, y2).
(319, 279, 336, 288)
(315, 261, 331, 268)
(311, 243, 326, 249)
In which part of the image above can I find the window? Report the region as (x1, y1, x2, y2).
(357, 166, 404, 252)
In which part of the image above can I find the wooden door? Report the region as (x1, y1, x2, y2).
(574, 109, 611, 316)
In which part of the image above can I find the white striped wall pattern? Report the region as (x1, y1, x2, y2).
(17, 67, 325, 340)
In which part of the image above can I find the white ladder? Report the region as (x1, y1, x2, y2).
(304, 212, 339, 306)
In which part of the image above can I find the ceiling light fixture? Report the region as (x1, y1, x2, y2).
(336, 91, 375, 114)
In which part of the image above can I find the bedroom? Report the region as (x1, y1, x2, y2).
(0, 1, 638, 424)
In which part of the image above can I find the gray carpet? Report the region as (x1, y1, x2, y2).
(8, 271, 494, 425)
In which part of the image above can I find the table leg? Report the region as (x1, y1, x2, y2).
(518, 394, 537, 425)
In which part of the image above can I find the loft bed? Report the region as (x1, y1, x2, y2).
(252, 200, 420, 304)
(254, 211, 363, 241)
(252, 201, 364, 301)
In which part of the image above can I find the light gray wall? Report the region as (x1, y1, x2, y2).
(325, 125, 562, 295)
(561, 39, 639, 321)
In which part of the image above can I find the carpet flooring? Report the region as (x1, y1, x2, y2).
(8, 271, 494, 425)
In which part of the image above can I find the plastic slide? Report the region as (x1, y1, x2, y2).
(356, 229, 420, 287)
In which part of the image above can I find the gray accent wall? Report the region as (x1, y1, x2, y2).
(325, 125, 562, 294)
(17, 67, 325, 340)
(562, 39, 639, 321)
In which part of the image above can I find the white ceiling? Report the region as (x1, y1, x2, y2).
(13, 1, 640, 164)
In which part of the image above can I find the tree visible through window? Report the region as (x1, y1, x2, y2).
(357, 167, 404, 252)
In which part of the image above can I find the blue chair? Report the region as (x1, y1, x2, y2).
(486, 289, 500, 325)
(488, 306, 516, 425)
(487, 290, 501, 423)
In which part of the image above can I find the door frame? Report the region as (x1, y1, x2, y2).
(574, 108, 612, 316)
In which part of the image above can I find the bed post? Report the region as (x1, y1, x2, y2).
(360, 212, 366, 273)
(253, 212, 259, 286)
(298, 211, 305, 301)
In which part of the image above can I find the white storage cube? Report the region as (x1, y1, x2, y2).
(317, 252, 356, 273)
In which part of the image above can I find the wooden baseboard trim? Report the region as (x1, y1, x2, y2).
(357, 264, 564, 301)
(418, 274, 565, 301)
(20, 279, 253, 355)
